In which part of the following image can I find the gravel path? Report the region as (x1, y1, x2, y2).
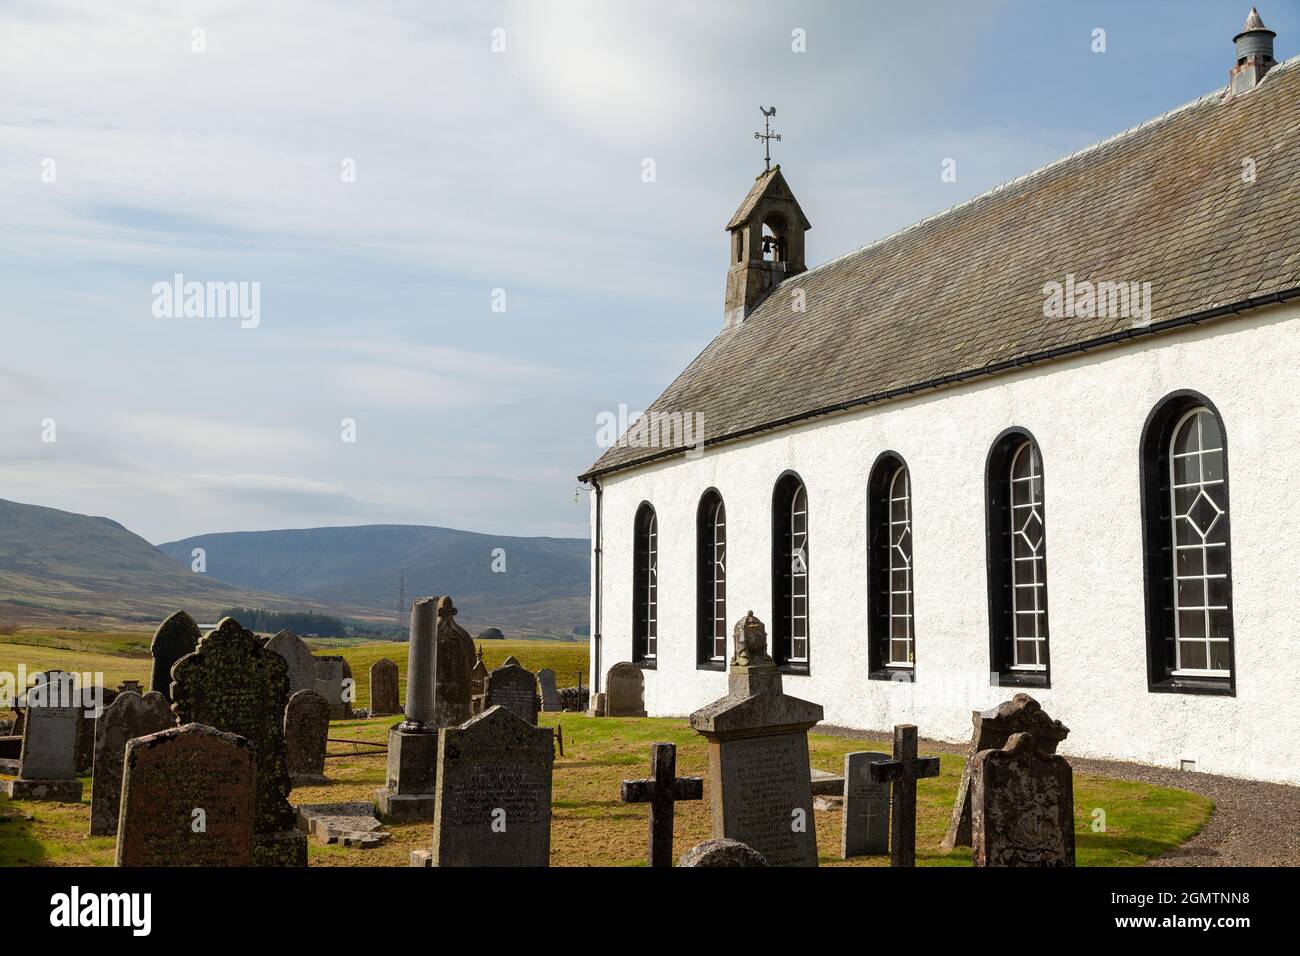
(817, 724, 1300, 866)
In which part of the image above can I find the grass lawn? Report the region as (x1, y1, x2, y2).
(0, 711, 1211, 867)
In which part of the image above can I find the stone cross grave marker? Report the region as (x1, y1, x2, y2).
(620, 742, 703, 867)
(971, 732, 1075, 867)
(485, 661, 539, 726)
(1, 670, 84, 801)
(115, 723, 256, 867)
(171, 617, 307, 866)
(150, 610, 199, 703)
(841, 751, 891, 858)
(90, 690, 174, 835)
(537, 668, 560, 713)
(869, 724, 941, 867)
(285, 689, 330, 786)
(604, 662, 646, 717)
(265, 629, 318, 698)
(369, 657, 400, 715)
(421, 705, 555, 867)
(941, 692, 1068, 851)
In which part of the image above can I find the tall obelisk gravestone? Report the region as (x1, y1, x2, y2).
(689, 611, 823, 867)
(374, 596, 441, 822)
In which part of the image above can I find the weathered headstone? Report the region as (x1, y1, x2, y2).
(470, 646, 489, 715)
(485, 661, 539, 726)
(315, 655, 347, 720)
(149, 610, 200, 703)
(171, 617, 307, 866)
(115, 723, 256, 867)
(501, 655, 521, 667)
(620, 742, 703, 867)
(77, 685, 117, 774)
(869, 725, 941, 868)
(689, 612, 823, 867)
(971, 733, 1075, 867)
(537, 668, 560, 713)
(265, 629, 318, 698)
(1, 670, 84, 801)
(433, 597, 475, 727)
(285, 689, 330, 786)
(841, 751, 891, 858)
(417, 705, 554, 867)
(941, 693, 1069, 851)
(369, 658, 400, 716)
(90, 691, 174, 835)
(374, 597, 440, 822)
(605, 662, 646, 717)
(295, 801, 391, 848)
(678, 838, 768, 867)
(587, 692, 607, 717)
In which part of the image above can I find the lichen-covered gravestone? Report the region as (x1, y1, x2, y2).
(416, 705, 554, 867)
(536, 668, 560, 713)
(678, 838, 768, 867)
(369, 658, 400, 716)
(1, 670, 84, 801)
(265, 629, 318, 698)
(284, 689, 330, 786)
(485, 661, 539, 726)
(170, 617, 307, 866)
(605, 662, 646, 717)
(971, 733, 1075, 867)
(90, 691, 175, 835)
(115, 723, 256, 867)
(149, 610, 200, 703)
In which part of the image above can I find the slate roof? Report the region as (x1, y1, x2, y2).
(583, 58, 1300, 480)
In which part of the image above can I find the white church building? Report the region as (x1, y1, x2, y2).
(581, 12, 1300, 786)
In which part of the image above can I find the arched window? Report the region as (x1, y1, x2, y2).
(985, 430, 1050, 687)
(868, 454, 914, 679)
(1140, 393, 1235, 694)
(696, 490, 727, 668)
(771, 473, 809, 670)
(632, 503, 657, 664)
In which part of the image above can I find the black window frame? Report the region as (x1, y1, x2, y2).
(984, 428, 1050, 688)
(771, 471, 810, 675)
(631, 501, 658, 668)
(867, 452, 915, 682)
(696, 489, 728, 671)
(1139, 390, 1236, 696)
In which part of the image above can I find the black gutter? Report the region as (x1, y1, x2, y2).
(578, 286, 1300, 482)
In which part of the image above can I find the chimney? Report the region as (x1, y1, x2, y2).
(1231, 7, 1277, 93)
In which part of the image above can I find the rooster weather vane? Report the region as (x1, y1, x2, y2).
(754, 106, 781, 172)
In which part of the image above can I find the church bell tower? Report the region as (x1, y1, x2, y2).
(723, 109, 811, 329)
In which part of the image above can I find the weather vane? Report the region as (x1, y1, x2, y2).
(754, 106, 781, 172)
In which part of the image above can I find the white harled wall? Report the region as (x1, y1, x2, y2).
(588, 303, 1300, 786)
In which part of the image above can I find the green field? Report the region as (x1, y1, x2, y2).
(0, 631, 1210, 867)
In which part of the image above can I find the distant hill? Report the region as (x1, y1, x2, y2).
(0, 498, 327, 627)
(157, 524, 590, 637)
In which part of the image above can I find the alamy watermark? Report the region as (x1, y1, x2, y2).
(152, 274, 261, 328)
(1042, 274, 1152, 327)
(595, 404, 705, 459)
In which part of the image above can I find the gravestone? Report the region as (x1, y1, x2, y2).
(170, 617, 307, 866)
(284, 690, 330, 786)
(78, 685, 117, 774)
(89, 691, 174, 835)
(115, 723, 256, 867)
(315, 655, 348, 720)
(537, 668, 560, 713)
(620, 742, 703, 867)
(971, 733, 1075, 867)
(418, 705, 554, 867)
(374, 597, 440, 822)
(265, 629, 318, 698)
(485, 661, 539, 726)
(605, 662, 646, 717)
(689, 612, 823, 867)
(841, 751, 891, 858)
(470, 647, 489, 714)
(869, 725, 941, 867)
(150, 610, 200, 703)
(341, 659, 355, 718)
(588, 692, 607, 718)
(1, 670, 84, 801)
(941, 693, 1069, 851)
(369, 658, 400, 716)
(433, 597, 475, 727)
(678, 838, 768, 867)
(502, 655, 521, 667)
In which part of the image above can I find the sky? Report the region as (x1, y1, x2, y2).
(0, 0, 1293, 544)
